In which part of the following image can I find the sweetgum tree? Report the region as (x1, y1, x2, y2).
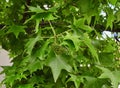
(0, 0, 120, 88)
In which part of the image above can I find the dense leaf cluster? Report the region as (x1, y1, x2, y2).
(0, 0, 120, 88)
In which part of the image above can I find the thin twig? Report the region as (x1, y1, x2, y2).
(48, 21, 57, 42)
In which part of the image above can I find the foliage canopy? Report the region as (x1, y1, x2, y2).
(0, 0, 120, 88)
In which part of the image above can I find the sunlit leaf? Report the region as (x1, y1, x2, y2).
(109, 0, 117, 5)
(28, 6, 45, 13)
(18, 84, 33, 88)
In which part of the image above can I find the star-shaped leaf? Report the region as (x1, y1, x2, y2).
(7, 25, 26, 38)
(97, 66, 120, 88)
(47, 51, 72, 82)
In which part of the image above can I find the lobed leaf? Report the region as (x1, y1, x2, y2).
(97, 66, 120, 88)
(7, 25, 26, 38)
(47, 51, 72, 82)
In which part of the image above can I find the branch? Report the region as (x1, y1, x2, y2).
(21, 0, 31, 23)
(95, 24, 120, 32)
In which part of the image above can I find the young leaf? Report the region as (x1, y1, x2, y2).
(47, 51, 72, 82)
(7, 25, 26, 38)
(28, 6, 45, 13)
(44, 13, 57, 21)
(18, 84, 33, 88)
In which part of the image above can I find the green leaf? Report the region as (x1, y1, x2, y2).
(103, 43, 115, 53)
(47, 51, 72, 82)
(83, 33, 99, 63)
(7, 25, 26, 38)
(27, 58, 44, 73)
(24, 13, 56, 24)
(115, 10, 120, 22)
(80, 25, 93, 32)
(4, 75, 16, 87)
(97, 66, 120, 88)
(18, 84, 33, 88)
(109, 0, 117, 5)
(67, 74, 83, 88)
(25, 35, 41, 55)
(106, 9, 115, 29)
(73, 18, 85, 27)
(4, 73, 26, 87)
(64, 33, 80, 51)
(99, 53, 114, 67)
(35, 19, 40, 33)
(44, 13, 57, 21)
(28, 5, 45, 13)
(84, 76, 107, 88)
(35, 38, 53, 60)
(77, 0, 90, 13)
(73, 18, 93, 32)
